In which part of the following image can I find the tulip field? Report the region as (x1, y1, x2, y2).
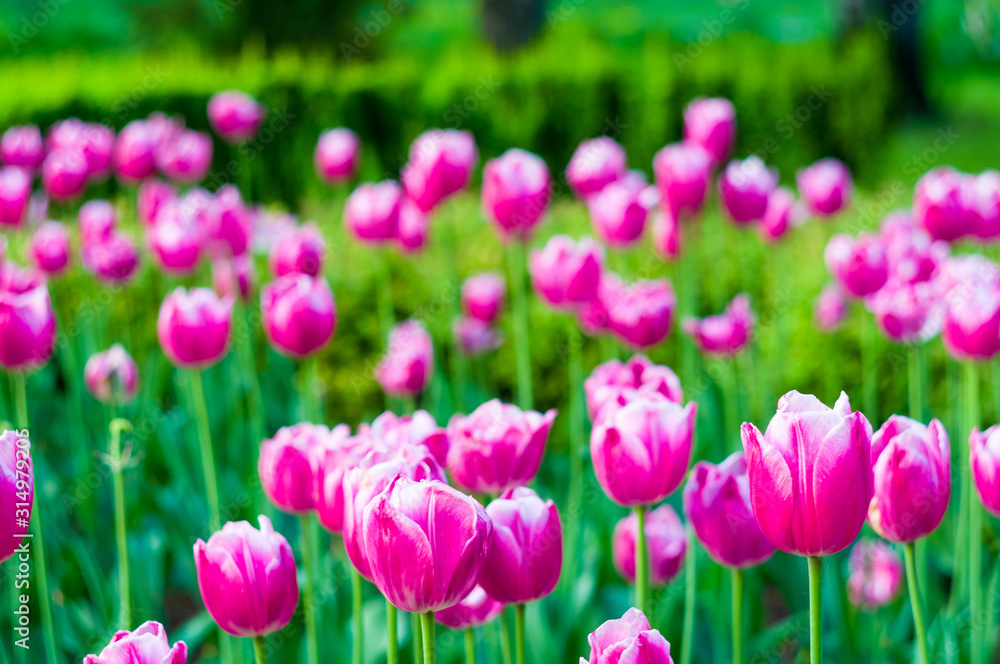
(2, 81, 1000, 664)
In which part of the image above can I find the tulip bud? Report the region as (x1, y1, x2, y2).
(881, 212, 947, 286)
(79, 200, 117, 245)
(366, 409, 450, 466)
(824, 232, 889, 298)
(584, 354, 683, 423)
(344, 180, 402, 245)
(530, 235, 603, 309)
(718, 156, 778, 224)
(396, 197, 429, 253)
(758, 187, 801, 243)
(156, 129, 213, 184)
(942, 282, 1000, 361)
(270, 222, 325, 278)
(566, 137, 627, 200)
(435, 586, 504, 630)
(652, 142, 713, 219)
(375, 320, 433, 397)
(42, 149, 89, 201)
(157, 287, 233, 369)
(583, 608, 675, 664)
(260, 423, 351, 514)
(462, 272, 505, 324)
(970, 425, 1000, 516)
(0, 430, 32, 565)
(206, 185, 252, 257)
(681, 293, 754, 356)
(847, 540, 903, 611)
(797, 158, 853, 217)
(84, 621, 187, 664)
(482, 148, 551, 241)
(868, 281, 942, 344)
(48, 118, 114, 182)
(30, 222, 71, 275)
(84, 344, 140, 405)
(588, 171, 658, 248)
(577, 272, 623, 337)
(651, 206, 681, 260)
(608, 278, 676, 349)
(138, 178, 177, 226)
(261, 273, 337, 359)
(1, 125, 44, 171)
(194, 516, 299, 637)
(913, 167, 970, 242)
(113, 120, 159, 183)
(612, 504, 686, 586)
(212, 254, 255, 302)
(208, 90, 266, 143)
(454, 316, 502, 357)
(83, 232, 140, 285)
(964, 170, 1000, 241)
(146, 200, 204, 275)
(0, 167, 31, 228)
(401, 129, 477, 212)
(0, 280, 56, 371)
(814, 285, 847, 333)
(683, 97, 736, 167)
(315, 128, 361, 184)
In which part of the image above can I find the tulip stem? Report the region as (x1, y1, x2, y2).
(903, 542, 928, 664)
(298, 514, 319, 664)
(188, 370, 222, 532)
(253, 636, 266, 664)
(859, 311, 878, 424)
(965, 362, 983, 664)
(464, 629, 476, 664)
(420, 611, 436, 664)
(908, 343, 927, 423)
(731, 568, 743, 664)
(299, 357, 322, 424)
(110, 418, 132, 629)
(513, 604, 525, 664)
(386, 599, 397, 664)
(413, 613, 424, 664)
(497, 610, 512, 664)
(375, 249, 396, 344)
(680, 525, 695, 664)
(507, 239, 533, 410)
(442, 208, 467, 412)
(563, 322, 585, 592)
(807, 556, 823, 664)
(351, 566, 364, 664)
(634, 505, 650, 616)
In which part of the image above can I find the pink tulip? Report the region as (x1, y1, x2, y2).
(758, 187, 800, 242)
(84, 344, 140, 405)
(0, 279, 56, 371)
(454, 316, 502, 356)
(363, 476, 492, 613)
(583, 608, 674, 664)
(566, 137, 628, 200)
(157, 287, 233, 369)
(401, 129, 477, 212)
(146, 113, 183, 152)
(0, 167, 31, 228)
(590, 393, 696, 507)
(651, 207, 681, 260)
(270, 222, 325, 277)
(462, 272, 505, 324)
(588, 171, 658, 248)
(194, 515, 299, 637)
(530, 235, 603, 309)
(208, 90, 266, 143)
(83, 233, 139, 285)
(936, 254, 1000, 298)
(683, 452, 776, 568)
(113, 120, 159, 183)
(965, 170, 1000, 241)
(867, 281, 942, 344)
(49, 119, 115, 181)
(718, 156, 778, 224)
(213, 254, 255, 302)
(84, 621, 187, 664)
(741, 391, 873, 556)
(1, 125, 44, 171)
(311, 430, 365, 535)
(42, 149, 88, 201)
(344, 180, 402, 245)
(435, 586, 504, 630)
(797, 158, 852, 217)
(0, 430, 32, 565)
(206, 185, 252, 257)
(942, 282, 1000, 361)
(397, 197, 430, 252)
(847, 540, 904, 610)
(479, 487, 562, 604)
(814, 285, 847, 332)
(608, 278, 676, 348)
(137, 178, 177, 226)
(652, 142, 713, 218)
(577, 272, 623, 336)
(362, 409, 449, 465)
(315, 128, 361, 184)
(612, 504, 687, 586)
(880, 212, 947, 286)
(156, 129, 213, 183)
(146, 201, 204, 275)
(584, 354, 683, 423)
(261, 273, 337, 359)
(971, 425, 1000, 516)
(482, 148, 551, 241)
(683, 97, 736, 167)
(913, 167, 970, 242)
(29, 222, 71, 275)
(374, 319, 433, 397)
(824, 232, 889, 298)
(446, 399, 556, 494)
(79, 200, 117, 245)
(681, 293, 753, 356)
(260, 423, 350, 514)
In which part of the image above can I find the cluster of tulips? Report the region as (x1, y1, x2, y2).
(0, 85, 998, 664)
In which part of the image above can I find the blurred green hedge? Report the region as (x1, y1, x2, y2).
(0, 27, 895, 205)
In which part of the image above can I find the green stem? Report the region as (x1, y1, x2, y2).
(498, 610, 512, 664)
(188, 370, 221, 532)
(11, 374, 26, 432)
(238, 304, 266, 443)
(386, 599, 397, 664)
(375, 249, 396, 343)
(634, 505, 649, 615)
(253, 635, 266, 664)
(965, 362, 983, 664)
(680, 525, 696, 664)
(298, 514, 319, 664)
(903, 542, 928, 664)
(860, 312, 878, 424)
(299, 357, 322, 424)
(420, 612, 436, 664)
(442, 209, 467, 413)
(808, 556, 823, 664)
(413, 612, 424, 664)
(563, 323, 584, 592)
(513, 604, 525, 664)
(464, 629, 476, 664)
(507, 240, 533, 410)
(908, 343, 927, 423)
(352, 565, 364, 664)
(722, 359, 740, 453)
(110, 419, 131, 629)
(731, 568, 743, 664)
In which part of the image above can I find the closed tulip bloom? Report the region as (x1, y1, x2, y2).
(396, 197, 430, 252)
(84, 344, 140, 405)
(462, 272, 505, 324)
(363, 476, 493, 613)
(373, 319, 433, 396)
(880, 212, 947, 286)
(612, 504, 687, 586)
(682, 293, 754, 356)
(824, 232, 889, 298)
(447, 399, 556, 494)
(208, 90, 266, 143)
(261, 273, 337, 358)
(0, 167, 31, 228)
(435, 585, 504, 630)
(146, 201, 204, 275)
(315, 128, 361, 184)
(588, 171, 658, 248)
(797, 158, 853, 217)
(311, 428, 366, 535)
(970, 425, 1000, 516)
(270, 222, 325, 277)
(84, 621, 187, 664)
(83, 233, 139, 285)
(758, 187, 801, 242)
(847, 540, 904, 611)
(867, 416, 950, 542)
(566, 137, 628, 200)
(156, 129, 212, 184)
(1, 125, 43, 171)
(0, 430, 32, 564)
(79, 200, 117, 245)
(964, 170, 1000, 241)
(482, 148, 552, 240)
(530, 235, 603, 309)
(741, 391, 873, 556)
(213, 254, 255, 302)
(137, 178, 177, 226)
(683, 452, 776, 568)
(30, 222, 71, 275)
(652, 142, 713, 218)
(577, 271, 624, 336)
(608, 278, 676, 348)
(936, 254, 1000, 298)
(479, 487, 562, 604)
(454, 316, 502, 357)
(402, 129, 478, 212)
(194, 515, 299, 637)
(942, 283, 1000, 361)
(718, 156, 778, 224)
(867, 281, 942, 344)
(260, 423, 350, 514)
(591, 394, 695, 507)
(206, 185, 252, 257)
(344, 180, 402, 244)
(584, 354, 683, 423)
(913, 167, 970, 242)
(683, 97, 736, 167)
(42, 149, 89, 200)
(48, 119, 115, 181)
(584, 608, 674, 664)
(651, 206, 681, 260)
(815, 284, 847, 332)
(113, 120, 159, 183)
(369, 409, 450, 464)
(0, 280, 56, 371)
(157, 287, 233, 369)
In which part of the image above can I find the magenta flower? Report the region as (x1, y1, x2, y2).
(208, 90, 266, 143)
(155, 129, 213, 184)
(261, 273, 337, 359)
(651, 207, 681, 260)
(847, 540, 903, 611)
(113, 119, 159, 183)
(530, 235, 603, 310)
(566, 136, 627, 200)
(374, 319, 433, 398)
(84, 621, 187, 664)
(212, 254, 255, 303)
(83, 233, 140, 285)
(137, 179, 177, 226)
(157, 287, 233, 369)
(42, 149, 89, 201)
(652, 142, 713, 219)
(365, 409, 450, 465)
(681, 293, 753, 356)
(435, 586, 504, 630)
(683, 97, 736, 167)
(482, 148, 551, 241)
(206, 185, 252, 257)
(1, 125, 44, 171)
(0, 278, 56, 372)
(146, 200, 204, 275)
(397, 197, 430, 253)
(584, 354, 683, 423)
(0, 167, 31, 228)
(583, 608, 674, 664)
(344, 180, 403, 245)
(608, 278, 676, 349)
(814, 285, 847, 333)
(797, 158, 853, 217)
(577, 271, 624, 336)
(718, 156, 778, 224)
(913, 167, 970, 242)
(315, 128, 361, 184)
(965, 170, 1000, 241)
(48, 119, 115, 181)
(824, 232, 889, 298)
(587, 171, 658, 248)
(867, 281, 942, 344)
(79, 200, 117, 245)
(462, 272, 505, 324)
(758, 187, 800, 243)
(454, 316, 502, 357)
(260, 423, 350, 514)
(880, 213, 947, 286)
(612, 504, 686, 586)
(0, 430, 32, 565)
(29, 222, 71, 276)
(970, 425, 1000, 517)
(401, 129, 477, 212)
(942, 281, 1000, 361)
(270, 222, 325, 278)
(84, 344, 140, 405)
